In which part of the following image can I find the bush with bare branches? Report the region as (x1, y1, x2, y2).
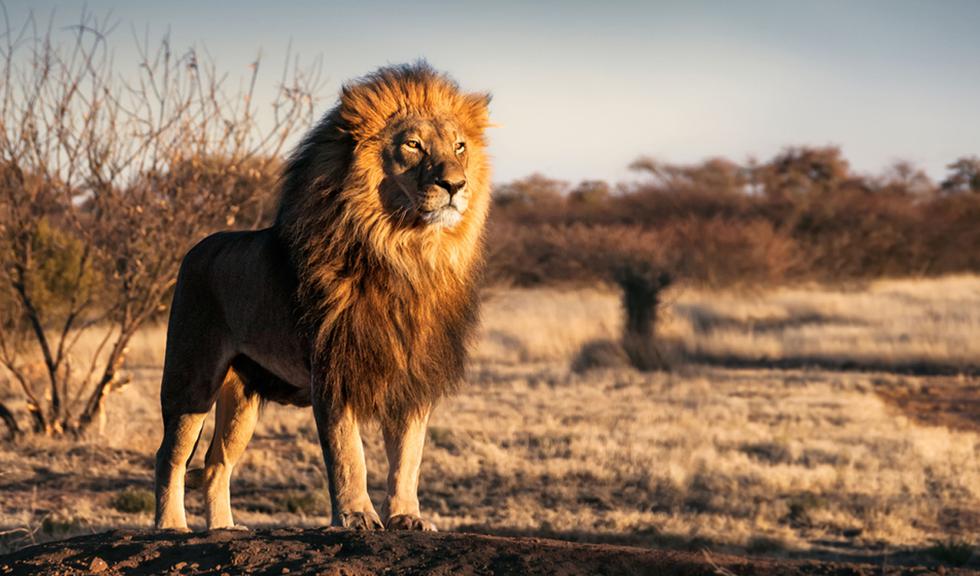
(0, 11, 318, 438)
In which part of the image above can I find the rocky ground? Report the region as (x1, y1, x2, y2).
(1, 528, 975, 576)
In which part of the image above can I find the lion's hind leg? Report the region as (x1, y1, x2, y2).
(155, 410, 208, 531)
(203, 368, 260, 530)
(156, 349, 227, 531)
(155, 349, 232, 531)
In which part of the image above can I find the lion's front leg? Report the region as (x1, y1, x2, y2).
(381, 406, 437, 531)
(312, 398, 383, 530)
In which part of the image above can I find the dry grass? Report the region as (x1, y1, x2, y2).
(668, 275, 980, 371)
(478, 275, 980, 372)
(1, 276, 978, 563)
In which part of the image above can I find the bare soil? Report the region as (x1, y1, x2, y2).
(0, 528, 974, 576)
(876, 376, 980, 434)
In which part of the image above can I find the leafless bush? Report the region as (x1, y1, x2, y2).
(0, 10, 318, 437)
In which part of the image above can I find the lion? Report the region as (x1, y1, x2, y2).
(154, 63, 491, 532)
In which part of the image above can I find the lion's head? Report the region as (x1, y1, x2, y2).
(277, 62, 492, 276)
(274, 63, 492, 420)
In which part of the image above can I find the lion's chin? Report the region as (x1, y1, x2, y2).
(420, 206, 463, 229)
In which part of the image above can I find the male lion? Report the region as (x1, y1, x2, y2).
(154, 63, 491, 532)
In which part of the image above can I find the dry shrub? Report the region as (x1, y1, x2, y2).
(786, 187, 924, 279)
(486, 218, 794, 289)
(668, 218, 798, 287)
(923, 195, 980, 274)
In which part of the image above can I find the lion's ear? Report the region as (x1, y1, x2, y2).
(459, 92, 492, 132)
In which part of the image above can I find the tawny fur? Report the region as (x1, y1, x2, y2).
(275, 63, 492, 422)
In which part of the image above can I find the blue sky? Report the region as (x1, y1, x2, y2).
(7, 0, 980, 184)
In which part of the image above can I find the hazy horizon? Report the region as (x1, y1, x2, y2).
(6, 0, 980, 185)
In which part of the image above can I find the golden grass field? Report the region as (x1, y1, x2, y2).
(1, 275, 978, 565)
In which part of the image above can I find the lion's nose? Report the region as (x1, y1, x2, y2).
(435, 178, 466, 198)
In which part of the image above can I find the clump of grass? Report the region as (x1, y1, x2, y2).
(41, 515, 85, 536)
(927, 539, 975, 567)
(649, 478, 685, 513)
(571, 339, 631, 373)
(746, 535, 786, 555)
(110, 488, 155, 514)
(740, 440, 794, 465)
(428, 426, 467, 454)
(783, 493, 826, 528)
(277, 491, 329, 515)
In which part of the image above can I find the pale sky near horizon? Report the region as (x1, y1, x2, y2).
(6, 0, 980, 185)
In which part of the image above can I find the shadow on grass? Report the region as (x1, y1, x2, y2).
(682, 352, 979, 378)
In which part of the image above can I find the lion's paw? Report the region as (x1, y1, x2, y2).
(337, 511, 384, 531)
(386, 514, 437, 531)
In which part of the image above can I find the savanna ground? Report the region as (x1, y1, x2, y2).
(1, 275, 978, 572)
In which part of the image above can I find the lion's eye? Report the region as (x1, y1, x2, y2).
(455, 142, 466, 154)
(403, 139, 422, 151)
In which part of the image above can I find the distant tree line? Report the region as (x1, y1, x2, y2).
(485, 148, 980, 287)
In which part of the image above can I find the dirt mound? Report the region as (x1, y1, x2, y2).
(0, 528, 969, 576)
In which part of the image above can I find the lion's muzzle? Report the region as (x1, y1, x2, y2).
(419, 178, 468, 228)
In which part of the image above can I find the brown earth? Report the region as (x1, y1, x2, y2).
(0, 528, 974, 576)
(875, 376, 980, 434)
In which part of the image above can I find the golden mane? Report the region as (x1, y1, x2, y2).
(274, 62, 492, 420)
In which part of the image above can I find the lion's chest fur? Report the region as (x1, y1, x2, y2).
(308, 249, 478, 421)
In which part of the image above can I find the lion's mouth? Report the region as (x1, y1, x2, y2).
(420, 204, 463, 228)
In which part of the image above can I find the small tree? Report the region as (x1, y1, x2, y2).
(567, 225, 679, 371)
(630, 156, 748, 195)
(940, 156, 980, 195)
(614, 263, 672, 371)
(568, 180, 611, 206)
(0, 10, 318, 437)
(758, 146, 851, 200)
(879, 160, 934, 196)
(492, 173, 569, 225)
